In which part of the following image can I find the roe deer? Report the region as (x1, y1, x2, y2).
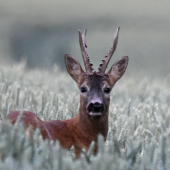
(8, 27, 128, 157)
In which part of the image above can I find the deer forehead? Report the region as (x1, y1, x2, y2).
(81, 75, 110, 89)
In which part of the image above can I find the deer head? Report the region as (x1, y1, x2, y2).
(65, 27, 128, 123)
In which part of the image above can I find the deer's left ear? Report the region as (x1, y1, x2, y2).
(65, 54, 85, 83)
(106, 56, 128, 85)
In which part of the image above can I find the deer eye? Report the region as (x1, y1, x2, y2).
(104, 88, 111, 94)
(81, 87, 87, 93)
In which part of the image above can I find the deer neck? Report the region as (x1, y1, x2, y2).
(74, 105, 109, 140)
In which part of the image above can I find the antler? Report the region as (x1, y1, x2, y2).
(78, 29, 93, 74)
(98, 27, 120, 74)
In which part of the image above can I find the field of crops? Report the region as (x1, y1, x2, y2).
(0, 61, 170, 170)
(0, 0, 170, 169)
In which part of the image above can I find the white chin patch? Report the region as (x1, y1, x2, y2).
(89, 112, 102, 116)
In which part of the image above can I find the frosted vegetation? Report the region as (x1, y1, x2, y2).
(0, 61, 170, 170)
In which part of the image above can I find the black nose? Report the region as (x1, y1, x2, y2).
(87, 102, 104, 113)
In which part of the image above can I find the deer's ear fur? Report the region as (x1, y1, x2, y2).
(65, 54, 85, 83)
(106, 56, 128, 85)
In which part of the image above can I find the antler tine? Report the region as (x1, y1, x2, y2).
(78, 29, 93, 74)
(98, 27, 120, 74)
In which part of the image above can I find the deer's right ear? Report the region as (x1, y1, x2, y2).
(65, 54, 85, 83)
(106, 56, 128, 85)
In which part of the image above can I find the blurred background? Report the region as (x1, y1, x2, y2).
(0, 0, 170, 78)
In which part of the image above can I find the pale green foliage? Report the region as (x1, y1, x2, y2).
(0, 61, 170, 170)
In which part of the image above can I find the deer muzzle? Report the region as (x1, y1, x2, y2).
(87, 102, 104, 116)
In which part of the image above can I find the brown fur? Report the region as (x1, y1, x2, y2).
(8, 109, 107, 157)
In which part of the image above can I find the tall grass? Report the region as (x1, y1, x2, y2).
(0, 61, 170, 170)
